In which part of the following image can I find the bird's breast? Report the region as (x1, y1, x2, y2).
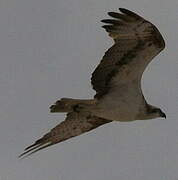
(92, 95, 142, 122)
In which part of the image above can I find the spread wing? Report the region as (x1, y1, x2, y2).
(19, 112, 111, 158)
(91, 8, 165, 99)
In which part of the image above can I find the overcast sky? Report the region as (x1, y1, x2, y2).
(0, 0, 178, 179)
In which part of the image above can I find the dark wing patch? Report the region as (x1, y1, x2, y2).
(19, 112, 111, 158)
(91, 8, 165, 99)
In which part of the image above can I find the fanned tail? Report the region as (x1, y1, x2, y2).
(50, 98, 95, 113)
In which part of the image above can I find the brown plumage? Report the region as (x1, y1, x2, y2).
(92, 8, 165, 99)
(19, 112, 111, 158)
(19, 8, 166, 158)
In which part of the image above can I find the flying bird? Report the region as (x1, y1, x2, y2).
(19, 8, 166, 158)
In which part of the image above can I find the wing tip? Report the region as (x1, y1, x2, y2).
(119, 8, 127, 11)
(119, 8, 141, 19)
(18, 142, 52, 159)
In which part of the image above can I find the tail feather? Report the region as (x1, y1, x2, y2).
(50, 98, 73, 113)
(50, 98, 96, 113)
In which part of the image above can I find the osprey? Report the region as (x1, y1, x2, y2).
(19, 8, 166, 158)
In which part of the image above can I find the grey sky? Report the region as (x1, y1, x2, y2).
(0, 0, 178, 179)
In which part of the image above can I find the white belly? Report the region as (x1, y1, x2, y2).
(91, 86, 143, 121)
(92, 103, 139, 122)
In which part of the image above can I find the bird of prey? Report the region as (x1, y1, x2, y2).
(19, 8, 166, 158)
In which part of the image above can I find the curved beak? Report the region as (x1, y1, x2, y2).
(161, 111, 166, 119)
